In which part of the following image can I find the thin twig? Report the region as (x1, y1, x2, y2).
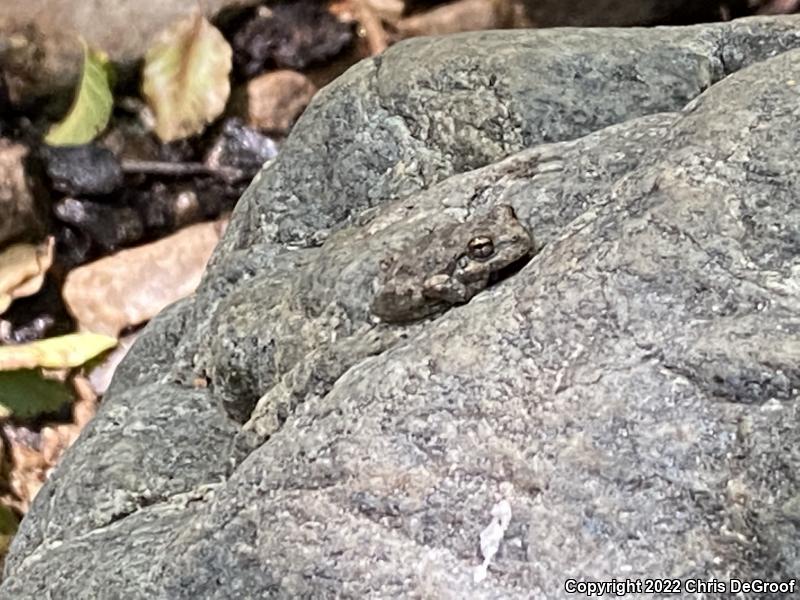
(120, 159, 246, 183)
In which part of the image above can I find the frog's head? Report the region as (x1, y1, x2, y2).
(453, 204, 534, 286)
(371, 204, 534, 322)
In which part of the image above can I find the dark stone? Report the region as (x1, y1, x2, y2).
(0, 76, 11, 134)
(53, 224, 92, 270)
(157, 138, 199, 164)
(128, 184, 174, 232)
(0, 277, 74, 343)
(232, 1, 355, 76)
(122, 180, 239, 236)
(204, 118, 278, 178)
(43, 144, 123, 197)
(53, 197, 144, 251)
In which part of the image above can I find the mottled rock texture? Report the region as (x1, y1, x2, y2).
(3, 16, 800, 598)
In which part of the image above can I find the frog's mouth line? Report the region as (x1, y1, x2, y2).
(487, 251, 535, 287)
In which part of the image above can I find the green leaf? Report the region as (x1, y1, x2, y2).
(0, 369, 74, 419)
(142, 13, 232, 142)
(0, 333, 117, 371)
(45, 39, 114, 146)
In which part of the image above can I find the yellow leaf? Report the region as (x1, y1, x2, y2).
(0, 238, 54, 315)
(142, 14, 232, 142)
(0, 333, 117, 371)
(45, 39, 114, 146)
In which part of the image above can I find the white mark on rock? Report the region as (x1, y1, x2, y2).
(473, 499, 512, 584)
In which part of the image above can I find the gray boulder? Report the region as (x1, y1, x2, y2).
(3, 16, 800, 598)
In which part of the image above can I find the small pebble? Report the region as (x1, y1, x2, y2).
(247, 70, 317, 134)
(53, 197, 144, 251)
(205, 118, 279, 176)
(43, 144, 123, 196)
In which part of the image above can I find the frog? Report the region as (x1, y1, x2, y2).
(370, 204, 535, 323)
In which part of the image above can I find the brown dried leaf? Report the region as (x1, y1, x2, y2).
(8, 442, 46, 511)
(142, 14, 232, 142)
(2, 424, 47, 514)
(0, 238, 54, 315)
(0, 377, 98, 518)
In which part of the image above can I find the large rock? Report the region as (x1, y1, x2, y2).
(3, 16, 800, 598)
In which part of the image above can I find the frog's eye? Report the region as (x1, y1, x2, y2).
(467, 236, 494, 260)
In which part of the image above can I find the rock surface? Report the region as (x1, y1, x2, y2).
(3, 16, 800, 598)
